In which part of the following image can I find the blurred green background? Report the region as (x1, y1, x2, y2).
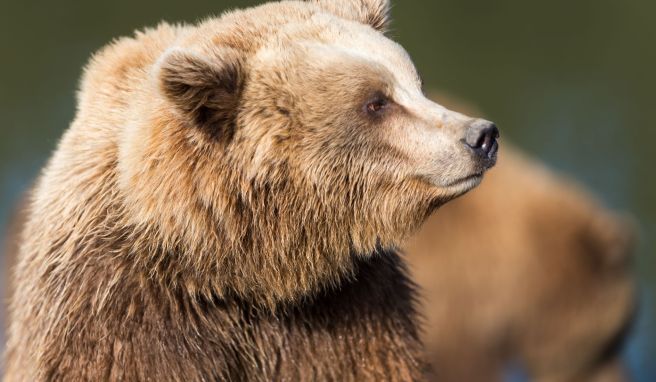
(0, 0, 653, 380)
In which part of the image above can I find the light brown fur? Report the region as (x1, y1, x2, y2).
(5, 1, 495, 380)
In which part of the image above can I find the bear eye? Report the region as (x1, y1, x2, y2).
(364, 94, 390, 116)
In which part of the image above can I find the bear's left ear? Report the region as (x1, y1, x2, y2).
(310, 0, 391, 32)
(157, 47, 244, 139)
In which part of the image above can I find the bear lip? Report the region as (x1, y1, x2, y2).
(441, 172, 484, 195)
(445, 172, 483, 188)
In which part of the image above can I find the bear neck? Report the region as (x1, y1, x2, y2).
(126, 173, 436, 311)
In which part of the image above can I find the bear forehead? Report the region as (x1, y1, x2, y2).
(254, 13, 422, 96)
(186, 2, 420, 95)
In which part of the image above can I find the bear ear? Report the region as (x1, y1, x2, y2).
(311, 0, 391, 32)
(582, 211, 637, 268)
(158, 48, 244, 139)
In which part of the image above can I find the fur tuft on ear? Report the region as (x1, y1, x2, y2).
(158, 48, 244, 139)
(311, 0, 391, 32)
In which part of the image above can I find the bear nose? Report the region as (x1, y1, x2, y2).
(464, 120, 499, 160)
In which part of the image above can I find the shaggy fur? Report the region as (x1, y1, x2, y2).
(6, 1, 495, 380)
(3, 150, 635, 382)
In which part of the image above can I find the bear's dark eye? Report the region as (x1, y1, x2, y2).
(367, 99, 387, 113)
(364, 94, 390, 116)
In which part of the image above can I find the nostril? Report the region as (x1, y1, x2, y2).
(479, 124, 499, 152)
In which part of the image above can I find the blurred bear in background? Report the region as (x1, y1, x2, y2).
(404, 94, 636, 382)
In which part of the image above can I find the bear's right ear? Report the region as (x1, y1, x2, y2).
(157, 48, 244, 139)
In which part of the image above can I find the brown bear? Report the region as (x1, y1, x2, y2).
(4, 1, 499, 380)
(3, 151, 635, 382)
(404, 97, 636, 382)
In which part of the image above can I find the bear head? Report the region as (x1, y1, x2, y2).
(118, 0, 498, 307)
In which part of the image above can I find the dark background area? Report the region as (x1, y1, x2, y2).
(0, 1, 653, 380)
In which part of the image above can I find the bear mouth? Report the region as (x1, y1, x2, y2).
(444, 172, 483, 193)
